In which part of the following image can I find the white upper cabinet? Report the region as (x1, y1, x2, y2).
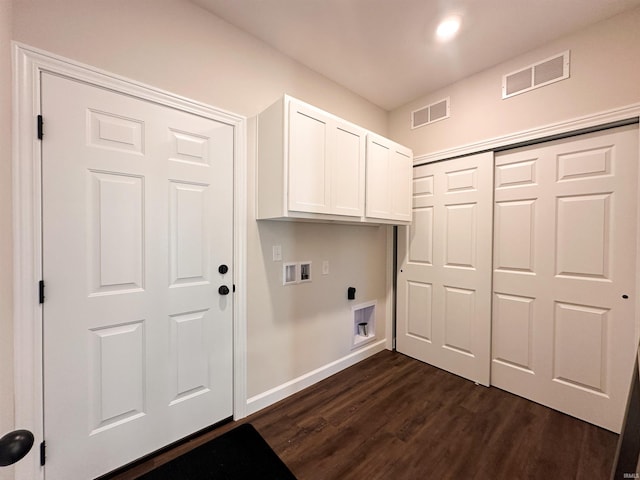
(257, 95, 412, 225)
(287, 100, 366, 217)
(366, 134, 413, 223)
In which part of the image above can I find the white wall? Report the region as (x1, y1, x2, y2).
(13, 0, 387, 131)
(0, 1, 14, 479)
(389, 7, 640, 157)
(7, 0, 389, 437)
(245, 119, 388, 399)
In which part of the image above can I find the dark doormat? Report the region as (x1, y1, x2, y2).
(137, 424, 297, 480)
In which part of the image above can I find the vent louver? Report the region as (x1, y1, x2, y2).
(503, 51, 570, 99)
(411, 97, 450, 129)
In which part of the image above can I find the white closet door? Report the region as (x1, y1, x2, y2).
(397, 152, 494, 385)
(42, 72, 234, 479)
(492, 125, 638, 432)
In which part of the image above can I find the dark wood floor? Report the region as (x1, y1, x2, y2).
(110, 350, 618, 480)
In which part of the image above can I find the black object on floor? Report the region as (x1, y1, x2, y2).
(138, 424, 297, 480)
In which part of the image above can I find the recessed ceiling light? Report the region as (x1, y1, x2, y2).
(436, 15, 461, 42)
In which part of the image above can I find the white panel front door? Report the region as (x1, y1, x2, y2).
(492, 125, 638, 432)
(396, 152, 494, 385)
(41, 73, 234, 479)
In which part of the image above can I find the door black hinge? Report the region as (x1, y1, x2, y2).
(233, 284, 236, 293)
(39, 280, 45, 304)
(40, 441, 46, 466)
(37, 115, 44, 140)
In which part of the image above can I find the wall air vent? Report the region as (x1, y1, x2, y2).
(502, 50, 570, 99)
(411, 97, 450, 129)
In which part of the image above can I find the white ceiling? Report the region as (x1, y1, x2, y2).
(191, 0, 640, 111)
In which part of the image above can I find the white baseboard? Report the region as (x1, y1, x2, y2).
(245, 339, 387, 416)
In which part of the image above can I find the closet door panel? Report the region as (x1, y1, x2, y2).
(397, 152, 494, 386)
(492, 125, 638, 433)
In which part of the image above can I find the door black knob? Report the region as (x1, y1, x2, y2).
(0, 429, 34, 466)
(218, 264, 229, 275)
(218, 285, 230, 295)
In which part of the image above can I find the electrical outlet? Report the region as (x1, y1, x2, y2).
(322, 260, 329, 275)
(272, 245, 282, 261)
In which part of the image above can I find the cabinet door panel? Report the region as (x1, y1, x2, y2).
(366, 135, 413, 222)
(288, 102, 331, 213)
(365, 138, 391, 219)
(332, 123, 365, 217)
(390, 149, 413, 222)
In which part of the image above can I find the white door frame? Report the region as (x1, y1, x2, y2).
(12, 43, 247, 480)
(413, 104, 640, 348)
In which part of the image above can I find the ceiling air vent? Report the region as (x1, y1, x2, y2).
(411, 97, 450, 129)
(502, 50, 570, 99)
